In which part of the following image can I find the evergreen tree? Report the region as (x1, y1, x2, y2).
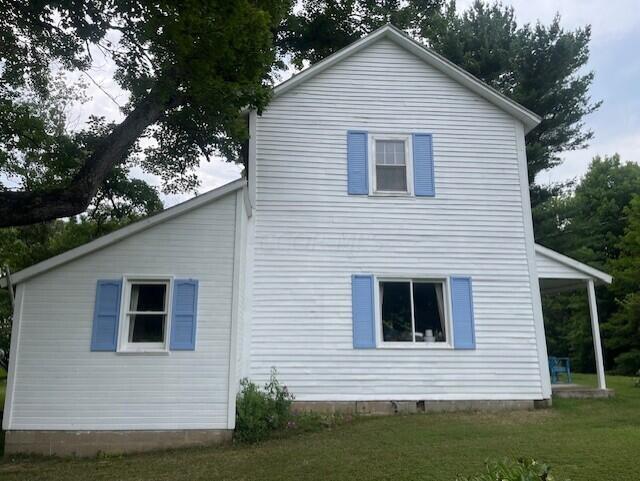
(281, 0, 600, 201)
(537, 156, 640, 372)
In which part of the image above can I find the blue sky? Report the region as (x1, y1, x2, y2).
(73, 1, 640, 205)
(456, 0, 640, 187)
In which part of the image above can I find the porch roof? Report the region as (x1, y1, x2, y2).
(535, 243, 612, 293)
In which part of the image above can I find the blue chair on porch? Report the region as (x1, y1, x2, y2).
(549, 356, 572, 384)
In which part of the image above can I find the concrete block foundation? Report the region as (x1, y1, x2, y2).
(552, 385, 615, 399)
(292, 399, 542, 416)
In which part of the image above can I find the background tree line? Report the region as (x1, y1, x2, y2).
(0, 0, 638, 374)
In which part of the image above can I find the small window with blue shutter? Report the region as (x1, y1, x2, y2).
(351, 132, 435, 197)
(117, 278, 172, 352)
(92, 277, 200, 353)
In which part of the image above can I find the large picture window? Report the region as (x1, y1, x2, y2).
(379, 279, 448, 344)
(120, 278, 171, 351)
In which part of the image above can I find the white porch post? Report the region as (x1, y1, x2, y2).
(587, 279, 607, 390)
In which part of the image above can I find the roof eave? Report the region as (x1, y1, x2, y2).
(535, 243, 613, 285)
(269, 24, 541, 133)
(2, 179, 246, 288)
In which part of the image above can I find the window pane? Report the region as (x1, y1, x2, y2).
(381, 282, 412, 342)
(129, 314, 165, 343)
(376, 140, 405, 165)
(376, 165, 407, 191)
(394, 142, 405, 164)
(413, 282, 446, 342)
(130, 283, 166, 312)
(385, 141, 393, 161)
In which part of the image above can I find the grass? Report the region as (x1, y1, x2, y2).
(1, 374, 639, 481)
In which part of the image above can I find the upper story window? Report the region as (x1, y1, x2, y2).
(120, 278, 171, 352)
(347, 131, 434, 197)
(374, 138, 410, 193)
(379, 279, 449, 345)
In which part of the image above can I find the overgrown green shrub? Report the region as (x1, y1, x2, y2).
(285, 411, 354, 434)
(457, 458, 568, 481)
(235, 368, 294, 443)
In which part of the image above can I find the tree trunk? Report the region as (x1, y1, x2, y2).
(0, 90, 179, 227)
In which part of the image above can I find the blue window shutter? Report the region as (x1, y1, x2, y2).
(413, 133, 435, 196)
(352, 274, 376, 348)
(170, 279, 199, 350)
(451, 277, 476, 349)
(91, 279, 122, 351)
(347, 131, 368, 194)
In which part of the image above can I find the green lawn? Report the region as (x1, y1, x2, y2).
(1, 374, 639, 481)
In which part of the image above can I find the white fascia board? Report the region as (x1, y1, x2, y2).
(535, 243, 613, 284)
(1, 179, 246, 288)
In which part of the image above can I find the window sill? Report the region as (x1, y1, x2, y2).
(116, 349, 170, 356)
(376, 343, 453, 350)
(369, 191, 413, 198)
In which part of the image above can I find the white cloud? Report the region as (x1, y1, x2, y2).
(162, 160, 243, 207)
(538, 132, 640, 186)
(455, 0, 640, 41)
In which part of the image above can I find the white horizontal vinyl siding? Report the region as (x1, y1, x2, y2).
(251, 38, 544, 400)
(7, 192, 237, 430)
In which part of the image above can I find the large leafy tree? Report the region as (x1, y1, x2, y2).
(536, 156, 640, 373)
(0, 67, 165, 369)
(280, 0, 446, 67)
(281, 0, 600, 202)
(536, 155, 640, 266)
(0, 0, 291, 227)
(606, 196, 640, 374)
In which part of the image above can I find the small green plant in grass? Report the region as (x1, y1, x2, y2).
(457, 458, 569, 481)
(285, 411, 355, 434)
(235, 368, 294, 443)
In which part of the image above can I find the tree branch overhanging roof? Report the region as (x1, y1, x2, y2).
(0, 179, 246, 288)
(269, 24, 542, 133)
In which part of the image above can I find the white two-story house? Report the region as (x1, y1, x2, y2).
(1, 25, 612, 456)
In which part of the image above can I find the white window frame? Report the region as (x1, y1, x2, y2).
(375, 276, 453, 349)
(118, 275, 173, 353)
(369, 133, 413, 196)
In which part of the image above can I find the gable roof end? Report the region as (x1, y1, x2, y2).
(272, 24, 541, 133)
(535, 243, 613, 285)
(0, 179, 246, 288)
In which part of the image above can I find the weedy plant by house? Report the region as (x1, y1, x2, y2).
(235, 368, 294, 443)
(456, 458, 568, 481)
